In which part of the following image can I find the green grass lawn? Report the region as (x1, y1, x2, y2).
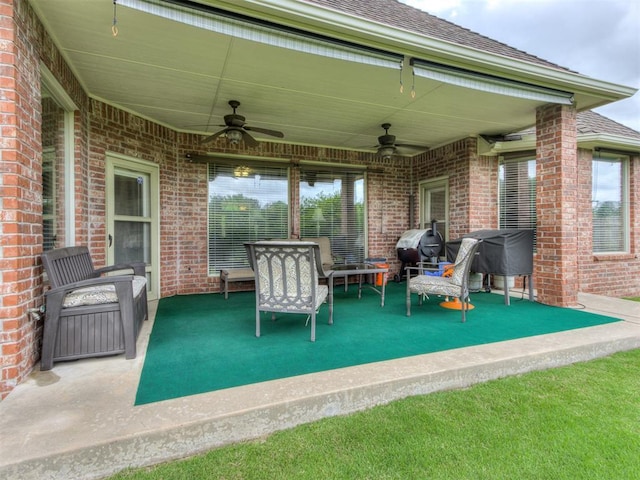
(111, 348, 640, 479)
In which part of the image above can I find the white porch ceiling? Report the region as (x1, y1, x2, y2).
(31, 0, 624, 156)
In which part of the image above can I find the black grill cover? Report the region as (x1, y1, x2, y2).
(446, 229, 533, 275)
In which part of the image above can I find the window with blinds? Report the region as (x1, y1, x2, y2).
(592, 155, 628, 253)
(208, 162, 289, 274)
(299, 166, 365, 263)
(498, 156, 537, 248)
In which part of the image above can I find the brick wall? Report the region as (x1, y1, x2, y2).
(0, 0, 44, 398)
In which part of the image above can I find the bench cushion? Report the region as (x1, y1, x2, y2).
(223, 268, 255, 280)
(63, 276, 147, 308)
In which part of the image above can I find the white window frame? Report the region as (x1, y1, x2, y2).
(592, 153, 629, 254)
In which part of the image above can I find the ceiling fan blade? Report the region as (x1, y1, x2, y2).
(200, 128, 228, 144)
(241, 130, 260, 147)
(244, 126, 284, 138)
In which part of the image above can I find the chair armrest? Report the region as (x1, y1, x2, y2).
(45, 274, 136, 295)
(94, 262, 146, 277)
(406, 264, 439, 275)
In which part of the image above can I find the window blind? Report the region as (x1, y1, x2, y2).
(592, 157, 626, 253)
(208, 162, 289, 274)
(498, 157, 537, 248)
(299, 166, 365, 263)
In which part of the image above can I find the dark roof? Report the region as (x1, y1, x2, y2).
(304, 0, 640, 141)
(577, 111, 640, 138)
(304, 0, 570, 71)
(517, 110, 640, 138)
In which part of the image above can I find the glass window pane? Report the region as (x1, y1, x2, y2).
(592, 158, 626, 253)
(115, 174, 147, 216)
(208, 163, 289, 274)
(41, 88, 67, 251)
(114, 221, 150, 264)
(499, 157, 537, 248)
(300, 168, 365, 263)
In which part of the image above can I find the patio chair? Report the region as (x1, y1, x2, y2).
(300, 236, 344, 270)
(406, 237, 482, 322)
(246, 241, 333, 342)
(40, 246, 148, 370)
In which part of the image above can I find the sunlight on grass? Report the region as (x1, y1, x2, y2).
(110, 349, 640, 480)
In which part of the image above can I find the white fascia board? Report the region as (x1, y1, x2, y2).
(219, 0, 636, 102)
(577, 133, 640, 152)
(486, 133, 640, 156)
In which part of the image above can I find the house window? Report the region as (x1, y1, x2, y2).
(41, 70, 76, 250)
(42, 148, 56, 251)
(498, 156, 536, 246)
(208, 162, 289, 274)
(299, 167, 365, 263)
(592, 155, 628, 253)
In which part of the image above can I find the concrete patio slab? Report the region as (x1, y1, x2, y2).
(1, 291, 639, 480)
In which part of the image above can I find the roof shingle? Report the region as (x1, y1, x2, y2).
(304, 0, 571, 71)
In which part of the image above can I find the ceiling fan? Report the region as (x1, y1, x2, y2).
(375, 123, 428, 159)
(201, 100, 284, 147)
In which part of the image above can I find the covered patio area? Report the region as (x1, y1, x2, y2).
(1, 290, 639, 480)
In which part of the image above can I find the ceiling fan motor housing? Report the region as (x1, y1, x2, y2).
(378, 133, 396, 146)
(224, 114, 246, 127)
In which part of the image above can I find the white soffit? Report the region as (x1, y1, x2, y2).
(118, 0, 403, 69)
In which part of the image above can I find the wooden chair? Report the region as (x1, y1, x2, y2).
(40, 246, 148, 370)
(406, 238, 482, 322)
(246, 241, 333, 342)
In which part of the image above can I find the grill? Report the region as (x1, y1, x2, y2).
(394, 221, 444, 282)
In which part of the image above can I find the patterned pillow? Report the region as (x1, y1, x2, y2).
(62, 276, 147, 308)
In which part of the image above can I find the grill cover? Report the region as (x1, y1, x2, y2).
(396, 229, 443, 260)
(446, 229, 533, 275)
(396, 229, 428, 249)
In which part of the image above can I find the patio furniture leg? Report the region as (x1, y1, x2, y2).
(328, 274, 334, 325)
(310, 311, 316, 342)
(406, 280, 411, 317)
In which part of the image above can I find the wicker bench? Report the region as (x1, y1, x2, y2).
(220, 267, 255, 299)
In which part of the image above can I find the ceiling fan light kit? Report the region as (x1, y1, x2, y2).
(375, 123, 427, 160)
(201, 100, 284, 148)
(225, 128, 243, 144)
(378, 145, 396, 160)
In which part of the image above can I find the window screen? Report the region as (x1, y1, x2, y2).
(208, 162, 289, 274)
(592, 156, 627, 253)
(499, 156, 537, 248)
(299, 166, 365, 263)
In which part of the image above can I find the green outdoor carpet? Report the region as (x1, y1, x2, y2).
(135, 282, 620, 405)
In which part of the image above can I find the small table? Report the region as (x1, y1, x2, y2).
(330, 263, 389, 307)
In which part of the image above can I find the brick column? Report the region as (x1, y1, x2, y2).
(0, 0, 43, 399)
(535, 104, 579, 307)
